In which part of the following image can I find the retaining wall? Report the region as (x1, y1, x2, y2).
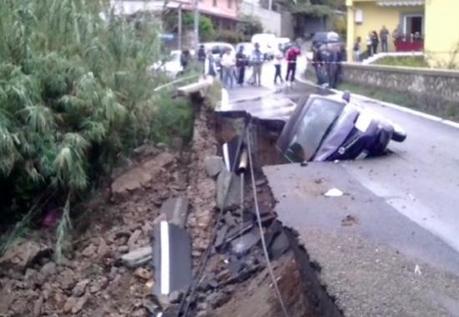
(342, 63, 459, 103)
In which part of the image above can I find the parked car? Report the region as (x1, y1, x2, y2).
(251, 33, 276, 59)
(277, 93, 407, 162)
(311, 31, 342, 51)
(150, 50, 183, 78)
(201, 42, 235, 73)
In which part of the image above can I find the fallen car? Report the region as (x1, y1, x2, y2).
(277, 93, 407, 162)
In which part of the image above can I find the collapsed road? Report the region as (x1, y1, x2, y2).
(215, 81, 459, 316)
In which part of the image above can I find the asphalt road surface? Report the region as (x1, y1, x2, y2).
(226, 74, 459, 316)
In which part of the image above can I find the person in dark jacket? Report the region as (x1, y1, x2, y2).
(235, 45, 247, 86)
(371, 31, 379, 55)
(197, 44, 206, 62)
(180, 49, 191, 70)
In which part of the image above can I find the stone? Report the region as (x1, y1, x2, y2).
(217, 169, 242, 211)
(58, 269, 76, 290)
(134, 267, 152, 280)
(72, 279, 90, 297)
(128, 229, 142, 251)
(40, 262, 57, 277)
(204, 155, 225, 178)
(0, 240, 51, 272)
(160, 197, 189, 228)
(97, 238, 110, 258)
(121, 246, 152, 268)
(111, 152, 175, 198)
(118, 245, 129, 253)
(82, 243, 97, 257)
(33, 296, 43, 317)
(64, 294, 88, 314)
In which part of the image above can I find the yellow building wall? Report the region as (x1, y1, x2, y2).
(347, 1, 422, 59)
(425, 0, 459, 67)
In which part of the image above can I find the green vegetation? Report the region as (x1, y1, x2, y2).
(373, 56, 430, 68)
(163, 11, 217, 42)
(237, 15, 264, 42)
(0, 0, 194, 257)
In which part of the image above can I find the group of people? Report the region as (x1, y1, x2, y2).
(197, 43, 301, 89)
(353, 25, 390, 60)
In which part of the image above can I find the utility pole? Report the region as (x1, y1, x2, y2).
(178, 3, 182, 50)
(193, 0, 200, 48)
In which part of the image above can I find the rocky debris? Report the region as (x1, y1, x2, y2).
(72, 279, 90, 297)
(128, 229, 142, 251)
(204, 155, 225, 178)
(58, 268, 76, 290)
(82, 243, 97, 257)
(63, 294, 89, 314)
(134, 267, 152, 281)
(33, 296, 44, 317)
(0, 240, 51, 273)
(160, 197, 189, 228)
(121, 246, 152, 268)
(40, 261, 57, 277)
(230, 228, 261, 256)
(111, 152, 176, 199)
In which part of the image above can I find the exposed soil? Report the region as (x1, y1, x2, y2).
(0, 92, 343, 317)
(0, 101, 218, 317)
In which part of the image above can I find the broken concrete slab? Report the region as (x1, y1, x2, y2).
(160, 197, 189, 228)
(120, 246, 152, 268)
(204, 155, 225, 178)
(216, 169, 241, 211)
(153, 221, 192, 297)
(230, 228, 260, 256)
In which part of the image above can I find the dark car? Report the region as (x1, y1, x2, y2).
(277, 94, 407, 162)
(311, 31, 342, 51)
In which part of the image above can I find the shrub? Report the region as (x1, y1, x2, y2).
(237, 15, 263, 41)
(0, 0, 193, 257)
(216, 30, 245, 44)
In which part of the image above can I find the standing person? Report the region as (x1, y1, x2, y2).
(285, 45, 301, 83)
(366, 33, 373, 57)
(353, 36, 361, 61)
(235, 45, 246, 86)
(273, 44, 284, 85)
(371, 31, 379, 55)
(380, 26, 389, 52)
(221, 49, 235, 88)
(197, 44, 206, 75)
(180, 49, 190, 71)
(251, 43, 264, 87)
(204, 50, 217, 77)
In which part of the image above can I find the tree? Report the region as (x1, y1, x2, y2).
(237, 15, 264, 41)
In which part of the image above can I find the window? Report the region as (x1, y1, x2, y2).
(227, 0, 232, 8)
(403, 14, 424, 36)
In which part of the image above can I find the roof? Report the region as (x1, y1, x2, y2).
(376, 0, 424, 6)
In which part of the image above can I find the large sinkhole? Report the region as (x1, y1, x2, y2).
(209, 112, 343, 317)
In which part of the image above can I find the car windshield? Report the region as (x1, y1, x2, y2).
(285, 98, 343, 162)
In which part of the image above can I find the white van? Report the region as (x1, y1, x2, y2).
(251, 33, 276, 59)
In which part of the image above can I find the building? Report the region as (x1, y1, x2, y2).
(111, 0, 238, 30)
(346, 0, 459, 66)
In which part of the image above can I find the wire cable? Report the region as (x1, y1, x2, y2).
(246, 125, 290, 317)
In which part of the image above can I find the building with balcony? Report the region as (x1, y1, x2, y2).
(346, 0, 459, 66)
